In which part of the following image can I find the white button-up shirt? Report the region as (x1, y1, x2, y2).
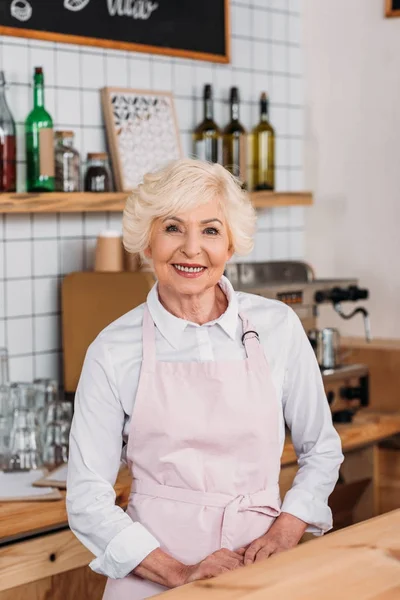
(67, 277, 344, 580)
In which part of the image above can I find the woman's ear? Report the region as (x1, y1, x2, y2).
(144, 246, 152, 259)
(227, 246, 234, 261)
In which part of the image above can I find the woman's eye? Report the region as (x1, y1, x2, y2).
(165, 224, 180, 233)
(204, 227, 219, 235)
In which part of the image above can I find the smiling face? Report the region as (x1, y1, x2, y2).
(145, 197, 233, 297)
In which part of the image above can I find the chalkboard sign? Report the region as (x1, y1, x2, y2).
(385, 0, 400, 17)
(0, 0, 230, 63)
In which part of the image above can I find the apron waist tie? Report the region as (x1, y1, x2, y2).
(131, 480, 281, 550)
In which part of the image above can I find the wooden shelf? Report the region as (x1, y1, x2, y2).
(0, 191, 313, 213)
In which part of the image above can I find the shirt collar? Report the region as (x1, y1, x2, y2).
(146, 275, 239, 349)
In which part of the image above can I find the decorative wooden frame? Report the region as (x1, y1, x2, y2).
(101, 87, 183, 193)
(385, 0, 400, 17)
(0, 0, 231, 63)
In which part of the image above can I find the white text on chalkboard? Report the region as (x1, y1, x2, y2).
(107, 0, 159, 20)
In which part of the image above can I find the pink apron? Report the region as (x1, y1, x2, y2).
(102, 304, 281, 600)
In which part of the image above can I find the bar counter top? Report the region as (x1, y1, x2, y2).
(161, 508, 400, 600)
(1, 411, 400, 545)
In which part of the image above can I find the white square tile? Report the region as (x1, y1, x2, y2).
(6, 279, 32, 317)
(15, 123, 26, 162)
(289, 138, 303, 168)
(232, 5, 252, 37)
(34, 315, 60, 352)
(108, 213, 123, 232)
(276, 137, 289, 168)
(181, 132, 194, 159)
(17, 162, 27, 193)
(288, 107, 304, 136)
(33, 240, 59, 276)
(0, 319, 5, 347)
(270, 105, 287, 135)
(271, 74, 288, 104)
(106, 53, 129, 87)
(275, 167, 289, 190)
(173, 62, 194, 96)
(289, 76, 304, 106)
(271, 206, 289, 229)
(239, 102, 253, 132)
(44, 87, 56, 121)
(84, 213, 108, 236)
(271, 13, 287, 43)
(231, 38, 251, 70)
(29, 46, 55, 86)
(289, 168, 304, 190)
(59, 214, 83, 237)
(60, 239, 84, 275)
(270, 0, 288, 11)
(82, 90, 103, 127)
(257, 208, 273, 229)
(289, 14, 302, 45)
(33, 215, 57, 239)
(195, 64, 214, 91)
(33, 277, 59, 315)
(5, 240, 32, 278)
(253, 71, 272, 100)
(254, 230, 272, 261)
(289, 230, 304, 259)
(271, 230, 289, 259)
(129, 56, 152, 90)
(288, 45, 302, 75)
(235, 70, 253, 103)
(84, 238, 97, 271)
(214, 100, 227, 131)
(288, 206, 305, 228)
(153, 60, 173, 91)
(213, 65, 233, 102)
(81, 127, 106, 161)
(5, 215, 31, 240)
(3, 44, 29, 84)
(7, 316, 33, 354)
(175, 97, 195, 132)
(254, 41, 269, 71)
(56, 88, 81, 126)
(0, 244, 4, 279)
(271, 43, 287, 73)
(0, 282, 4, 318)
(56, 49, 81, 88)
(253, 9, 270, 40)
(81, 52, 106, 89)
(254, 0, 270, 6)
(34, 351, 60, 382)
(9, 355, 34, 382)
(7, 84, 30, 124)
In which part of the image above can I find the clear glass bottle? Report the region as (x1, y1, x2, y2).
(0, 72, 16, 192)
(251, 92, 275, 191)
(193, 84, 222, 163)
(222, 87, 247, 184)
(84, 153, 112, 192)
(25, 66, 55, 192)
(55, 131, 81, 192)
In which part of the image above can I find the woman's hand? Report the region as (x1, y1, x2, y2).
(181, 548, 246, 585)
(244, 513, 307, 565)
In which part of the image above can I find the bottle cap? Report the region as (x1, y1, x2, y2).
(34, 67, 43, 75)
(230, 87, 240, 103)
(204, 84, 212, 98)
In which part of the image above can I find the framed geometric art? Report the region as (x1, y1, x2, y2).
(385, 0, 400, 17)
(101, 87, 182, 192)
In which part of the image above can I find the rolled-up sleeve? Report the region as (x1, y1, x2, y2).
(280, 309, 344, 535)
(66, 339, 160, 579)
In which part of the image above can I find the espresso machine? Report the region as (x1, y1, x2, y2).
(225, 261, 371, 423)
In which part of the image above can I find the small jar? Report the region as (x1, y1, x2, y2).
(54, 131, 81, 192)
(84, 153, 112, 192)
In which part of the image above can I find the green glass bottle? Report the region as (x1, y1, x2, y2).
(251, 92, 275, 191)
(25, 67, 55, 192)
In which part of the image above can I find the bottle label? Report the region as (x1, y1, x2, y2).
(39, 128, 55, 177)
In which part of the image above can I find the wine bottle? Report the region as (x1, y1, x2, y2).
(251, 92, 275, 191)
(222, 87, 247, 183)
(25, 67, 55, 192)
(0, 71, 16, 192)
(193, 84, 221, 163)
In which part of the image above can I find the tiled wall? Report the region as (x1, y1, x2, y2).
(0, 0, 304, 383)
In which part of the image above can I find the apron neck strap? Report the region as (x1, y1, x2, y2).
(142, 305, 157, 367)
(239, 312, 262, 361)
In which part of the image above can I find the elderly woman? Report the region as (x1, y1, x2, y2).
(67, 158, 343, 600)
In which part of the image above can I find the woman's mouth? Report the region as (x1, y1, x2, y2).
(172, 264, 207, 278)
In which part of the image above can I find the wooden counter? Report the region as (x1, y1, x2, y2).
(161, 509, 400, 600)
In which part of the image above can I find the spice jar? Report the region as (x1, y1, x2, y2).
(54, 131, 81, 192)
(84, 153, 112, 192)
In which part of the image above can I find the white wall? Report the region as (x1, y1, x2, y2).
(304, 0, 400, 338)
(0, 0, 305, 382)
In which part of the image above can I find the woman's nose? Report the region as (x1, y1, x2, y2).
(180, 232, 201, 257)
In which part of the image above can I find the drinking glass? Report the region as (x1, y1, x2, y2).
(7, 407, 43, 471)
